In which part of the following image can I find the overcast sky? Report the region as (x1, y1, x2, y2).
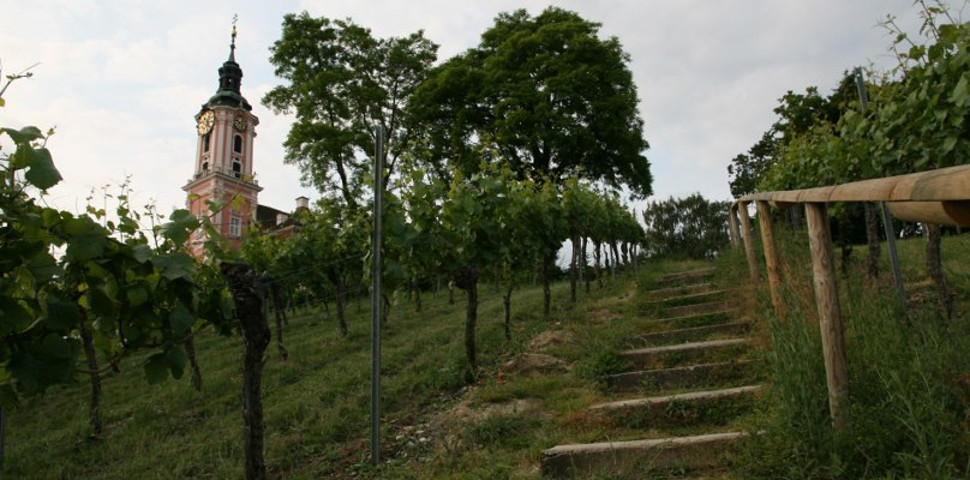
(2, 0, 932, 221)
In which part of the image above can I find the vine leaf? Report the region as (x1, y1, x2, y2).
(24, 148, 62, 190)
(41, 299, 82, 330)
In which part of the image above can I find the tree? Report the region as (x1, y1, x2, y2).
(411, 7, 652, 198)
(263, 12, 438, 206)
(642, 194, 730, 260)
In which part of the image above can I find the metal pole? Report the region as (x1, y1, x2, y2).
(854, 67, 906, 301)
(371, 126, 384, 465)
(881, 203, 906, 299)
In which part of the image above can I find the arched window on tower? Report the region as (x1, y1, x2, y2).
(232, 158, 242, 179)
(203, 133, 211, 152)
(233, 134, 243, 154)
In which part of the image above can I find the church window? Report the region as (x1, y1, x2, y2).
(233, 134, 243, 153)
(232, 159, 242, 178)
(229, 215, 242, 238)
(203, 133, 211, 152)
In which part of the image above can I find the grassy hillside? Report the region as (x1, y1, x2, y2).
(4, 261, 707, 479)
(6, 231, 968, 479)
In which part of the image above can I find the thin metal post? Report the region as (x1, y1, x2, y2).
(880, 203, 906, 300)
(855, 67, 905, 301)
(371, 126, 384, 465)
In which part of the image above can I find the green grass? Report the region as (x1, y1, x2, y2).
(3, 267, 656, 479)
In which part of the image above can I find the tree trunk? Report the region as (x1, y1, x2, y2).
(865, 202, 880, 281)
(594, 242, 603, 289)
(582, 236, 590, 293)
(542, 253, 551, 318)
(79, 315, 103, 437)
(0, 408, 5, 472)
(332, 275, 348, 337)
(453, 267, 479, 382)
(184, 330, 203, 390)
(270, 285, 289, 361)
(925, 224, 952, 319)
(413, 277, 422, 313)
(569, 233, 579, 303)
(503, 277, 514, 342)
(221, 263, 270, 480)
(531, 257, 538, 287)
(382, 292, 391, 325)
(611, 241, 620, 280)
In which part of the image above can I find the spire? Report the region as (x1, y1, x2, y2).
(205, 14, 252, 111)
(229, 14, 237, 63)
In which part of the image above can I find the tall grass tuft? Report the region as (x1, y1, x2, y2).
(737, 228, 970, 479)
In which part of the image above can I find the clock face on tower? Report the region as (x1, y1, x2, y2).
(233, 115, 247, 131)
(197, 110, 215, 135)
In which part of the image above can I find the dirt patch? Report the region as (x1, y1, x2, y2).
(527, 329, 575, 352)
(503, 353, 570, 374)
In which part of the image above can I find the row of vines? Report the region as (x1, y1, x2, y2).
(242, 165, 645, 381)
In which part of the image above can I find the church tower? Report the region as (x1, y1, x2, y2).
(183, 21, 261, 256)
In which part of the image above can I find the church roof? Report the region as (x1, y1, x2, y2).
(203, 23, 252, 111)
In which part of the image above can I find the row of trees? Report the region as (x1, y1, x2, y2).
(243, 169, 645, 380)
(253, 7, 657, 380)
(726, 1, 969, 314)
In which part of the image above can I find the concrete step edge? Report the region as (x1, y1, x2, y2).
(541, 431, 748, 478)
(543, 431, 749, 457)
(605, 360, 757, 388)
(644, 289, 728, 306)
(649, 309, 739, 324)
(590, 385, 762, 411)
(631, 321, 751, 345)
(658, 268, 717, 283)
(620, 338, 749, 357)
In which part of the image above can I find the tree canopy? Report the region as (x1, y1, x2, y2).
(411, 7, 652, 197)
(263, 12, 438, 207)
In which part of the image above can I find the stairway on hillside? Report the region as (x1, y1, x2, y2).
(542, 268, 763, 479)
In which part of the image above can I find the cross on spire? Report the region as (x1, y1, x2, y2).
(229, 14, 238, 61)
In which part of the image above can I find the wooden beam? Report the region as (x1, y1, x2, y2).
(739, 164, 970, 205)
(804, 203, 848, 432)
(737, 202, 759, 284)
(757, 201, 783, 317)
(888, 200, 970, 227)
(727, 204, 741, 247)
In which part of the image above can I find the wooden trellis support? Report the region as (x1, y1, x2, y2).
(756, 201, 782, 316)
(737, 202, 759, 284)
(730, 164, 970, 432)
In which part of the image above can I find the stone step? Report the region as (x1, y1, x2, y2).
(656, 268, 717, 286)
(630, 321, 751, 347)
(541, 431, 748, 479)
(649, 309, 739, 329)
(645, 289, 728, 309)
(605, 360, 758, 393)
(644, 282, 716, 301)
(589, 385, 762, 429)
(620, 338, 750, 369)
(664, 300, 733, 318)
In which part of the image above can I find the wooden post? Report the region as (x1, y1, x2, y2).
(737, 202, 760, 283)
(804, 203, 848, 432)
(728, 204, 741, 247)
(757, 201, 783, 317)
